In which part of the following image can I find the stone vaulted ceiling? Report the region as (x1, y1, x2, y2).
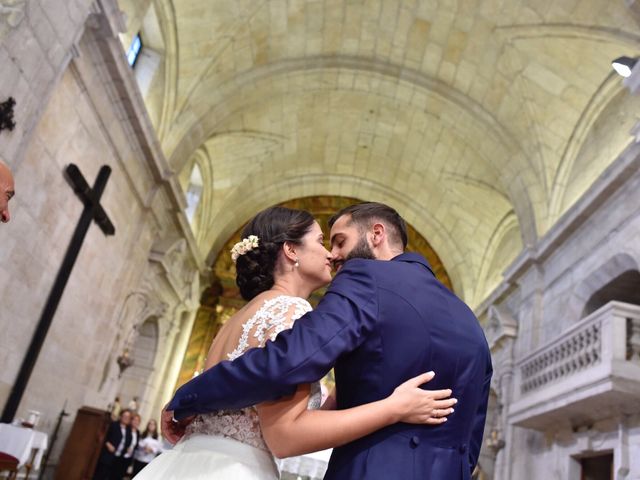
(118, 0, 640, 307)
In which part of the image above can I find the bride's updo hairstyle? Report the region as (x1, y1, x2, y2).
(235, 206, 315, 301)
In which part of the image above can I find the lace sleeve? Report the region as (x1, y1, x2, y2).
(228, 296, 312, 361)
(261, 296, 313, 345)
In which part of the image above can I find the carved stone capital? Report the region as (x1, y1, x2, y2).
(87, 0, 126, 38)
(625, 0, 640, 27)
(0, 0, 26, 41)
(487, 305, 518, 352)
(149, 236, 199, 302)
(623, 59, 640, 95)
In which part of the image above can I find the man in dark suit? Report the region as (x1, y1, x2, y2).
(165, 202, 492, 479)
(93, 409, 133, 480)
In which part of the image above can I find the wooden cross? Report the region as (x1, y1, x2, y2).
(1, 164, 115, 422)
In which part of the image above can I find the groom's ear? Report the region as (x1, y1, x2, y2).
(370, 222, 386, 247)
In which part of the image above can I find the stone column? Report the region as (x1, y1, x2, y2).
(484, 306, 518, 480)
(143, 306, 193, 420)
(495, 366, 515, 480)
(622, 49, 640, 142)
(173, 279, 223, 389)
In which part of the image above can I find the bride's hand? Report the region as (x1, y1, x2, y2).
(161, 404, 195, 444)
(387, 371, 457, 425)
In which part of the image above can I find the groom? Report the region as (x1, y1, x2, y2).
(166, 202, 492, 479)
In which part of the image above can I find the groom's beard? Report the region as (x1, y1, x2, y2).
(345, 236, 376, 262)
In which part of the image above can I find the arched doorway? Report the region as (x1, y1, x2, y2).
(582, 270, 640, 317)
(119, 318, 159, 411)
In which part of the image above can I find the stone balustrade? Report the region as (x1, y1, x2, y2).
(509, 301, 640, 431)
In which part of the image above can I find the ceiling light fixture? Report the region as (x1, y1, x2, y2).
(612, 56, 638, 78)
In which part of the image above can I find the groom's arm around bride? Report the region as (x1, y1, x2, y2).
(165, 203, 492, 479)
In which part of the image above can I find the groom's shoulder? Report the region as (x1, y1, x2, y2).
(334, 258, 381, 277)
(334, 258, 407, 279)
(328, 259, 379, 293)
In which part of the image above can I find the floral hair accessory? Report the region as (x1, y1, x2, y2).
(231, 235, 260, 263)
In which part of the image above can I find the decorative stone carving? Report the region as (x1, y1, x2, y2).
(0, 0, 26, 41)
(86, 1, 126, 38)
(625, 0, 640, 27)
(487, 305, 518, 351)
(520, 321, 601, 394)
(149, 236, 198, 303)
(98, 283, 168, 391)
(116, 290, 167, 333)
(482, 304, 518, 480)
(509, 302, 640, 431)
(486, 412, 506, 456)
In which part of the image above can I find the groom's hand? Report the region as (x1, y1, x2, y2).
(161, 405, 194, 445)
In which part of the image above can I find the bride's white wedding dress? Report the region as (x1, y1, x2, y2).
(134, 295, 321, 480)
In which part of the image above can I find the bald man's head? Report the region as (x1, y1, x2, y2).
(0, 160, 15, 223)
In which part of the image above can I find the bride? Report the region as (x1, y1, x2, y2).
(134, 206, 456, 479)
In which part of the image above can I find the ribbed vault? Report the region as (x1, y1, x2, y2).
(117, 0, 640, 306)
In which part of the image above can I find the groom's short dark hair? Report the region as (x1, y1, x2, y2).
(329, 202, 408, 249)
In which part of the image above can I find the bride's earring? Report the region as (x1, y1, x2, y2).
(294, 258, 300, 268)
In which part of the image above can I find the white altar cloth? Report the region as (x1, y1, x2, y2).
(0, 423, 48, 471)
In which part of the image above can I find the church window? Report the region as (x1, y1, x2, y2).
(185, 164, 203, 225)
(127, 33, 143, 67)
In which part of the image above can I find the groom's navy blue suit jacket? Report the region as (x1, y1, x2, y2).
(168, 253, 492, 479)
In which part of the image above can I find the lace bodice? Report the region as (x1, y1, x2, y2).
(183, 295, 322, 451)
(226, 296, 312, 361)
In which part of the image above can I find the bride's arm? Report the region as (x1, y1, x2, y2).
(257, 372, 456, 458)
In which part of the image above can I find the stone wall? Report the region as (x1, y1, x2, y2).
(477, 139, 640, 479)
(0, 0, 204, 471)
(0, 0, 93, 166)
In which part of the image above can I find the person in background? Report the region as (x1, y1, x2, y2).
(119, 413, 141, 478)
(132, 420, 162, 476)
(93, 409, 132, 480)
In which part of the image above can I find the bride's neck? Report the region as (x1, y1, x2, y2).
(271, 273, 312, 300)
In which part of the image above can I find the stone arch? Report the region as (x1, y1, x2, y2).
(204, 174, 470, 300)
(178, 147, 215, 244)
(568, 253, 640, 320)
(487, 24, 638, 235)
(162, 57, 538, 245)
(472, 211, 522, 307)
(183, 162, 203, 222)
(493, 23, 640, 49)
(119, 317, 160, 412)
(213, 194, 452, 292)
(165, 56, 523, 169)
(558, 92, 638, 221)
(581, 270, 640, 317)
(178, 195, 456, 383)
(149, 0, 179, 141)
(548, 76, 630, 223)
